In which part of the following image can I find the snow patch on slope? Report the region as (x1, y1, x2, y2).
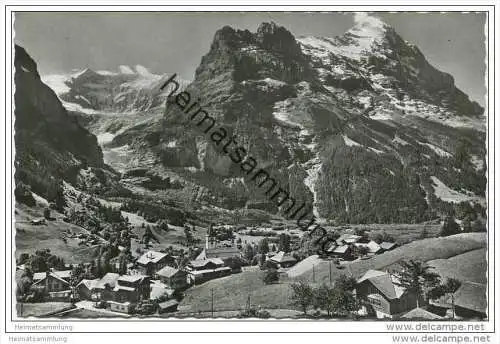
(135, 65, 152, 76)
(343, 135, 361, 147)
(97, 132, 116, 146)
(96, 70, 119, 76)
(272, 100, 304, 129)
(31, 192, 49, 207)
(417, 141, 452, 158)
(392, 135, 410, 146)
(41, 74, 71, 94)
(119, 65, 135, 74)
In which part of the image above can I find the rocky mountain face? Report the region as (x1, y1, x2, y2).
(42, 17, 487, 224)
(51, 65, 189, 113)
(14, 45, 108, 202)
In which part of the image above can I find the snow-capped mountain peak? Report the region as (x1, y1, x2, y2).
(119, 65, 135, 74)
(351, 12, 389, 36)
(134, 64, 152, 76)
(298, 14, 394, 62)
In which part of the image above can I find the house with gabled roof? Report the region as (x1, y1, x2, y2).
(336, 234, 361, 246)
(186, 258, 230, 285)
(330, 244, 354, 260)
(90, 272, 120, 301)
(269, 251, 297, 268)
(76, 278, 100, 300)
(112, 274, 150, 304)
(136, 250, 172, 275)
(155, 266, 188, 290)
(453, 282, 487, 319)
(354, 240, 382, 255)
(356, 269, 422, 319)
(31, 269, 72, 301)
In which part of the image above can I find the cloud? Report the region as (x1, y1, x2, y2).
(353, 12, 385, 29)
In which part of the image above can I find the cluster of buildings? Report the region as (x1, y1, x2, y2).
(22, 227, 486, 320)
(326, 234, 397, 260)
(29, 231, 245, 314)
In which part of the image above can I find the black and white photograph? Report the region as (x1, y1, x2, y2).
(3, 5, 496, 339)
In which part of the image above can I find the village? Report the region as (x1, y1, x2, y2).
(15, 207, 487, 320)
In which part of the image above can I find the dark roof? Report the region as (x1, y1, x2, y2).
(189, 259, 218, 268)
(454, 282, 487, 315)
(158, 300, 179, 309)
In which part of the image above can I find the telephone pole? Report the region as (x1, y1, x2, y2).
(312, 264, 315, 283)
(329, 261, 332, 285)
(211, 288, 214, 318)
(246, 294, 251, 312)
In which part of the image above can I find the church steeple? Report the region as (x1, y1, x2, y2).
(206, 223, 217, 249)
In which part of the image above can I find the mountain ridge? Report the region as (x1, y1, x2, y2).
(29, 18, 487, 224)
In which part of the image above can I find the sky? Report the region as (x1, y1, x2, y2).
(14, 12, 487, 105)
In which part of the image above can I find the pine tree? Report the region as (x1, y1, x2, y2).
(398, 260, 441, 308)
(440, 216, 461, 237)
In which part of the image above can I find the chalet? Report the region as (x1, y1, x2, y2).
(186, 259, 230, 284)
(76, 278, 99, 300)
(330, 245, 354, 260)
(91, 272, 120, 301)
(269, 251, 297, 268)
(136, 250, 171, 275)
(187, 267, 231, 285)
(155, 266, 188, 290)
(31, 270, 72, 301)
(336, 234, 361, 246)
(356, 269, 422, 319)
(158, 299, 179, 314)
(354, 240, 382, 255)
(188, 258, 224, 271)
(453, 282, 487, 319)
(112, 274, 151, 303)
(379, 242, 397, 252)
(33, 269, 71, 284)
(85, 273, 151, 314)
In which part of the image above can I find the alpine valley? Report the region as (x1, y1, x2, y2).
(13, 15, 488, 317)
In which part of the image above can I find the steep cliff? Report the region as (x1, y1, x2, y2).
(14, 45, 106, 201)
